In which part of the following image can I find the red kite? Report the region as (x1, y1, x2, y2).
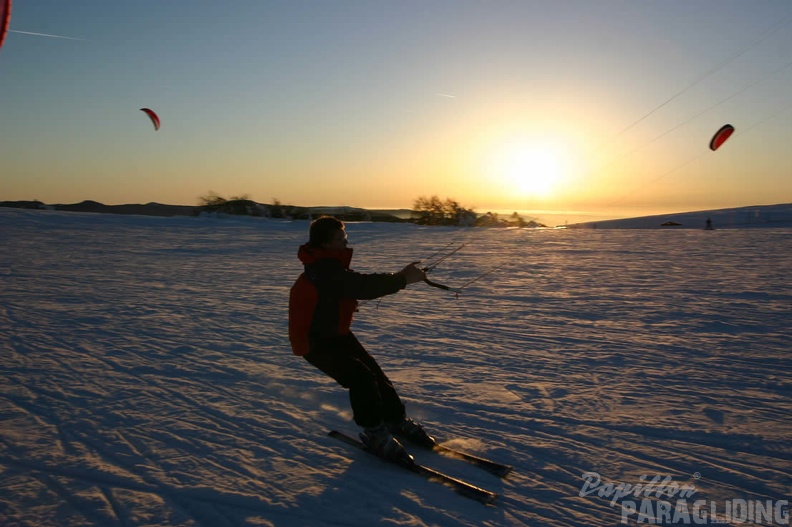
(709, 124, 734, 151)
(140, 108, 161, 131)
(0, 0, 11, 50)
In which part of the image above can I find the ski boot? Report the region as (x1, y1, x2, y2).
(389, 417, 435, 448)
(360, 423, 413, 465)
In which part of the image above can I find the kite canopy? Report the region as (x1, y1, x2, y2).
(140, 108, 161, 131)
(709, 124, 734, 151)
(0, 0, 11, 50)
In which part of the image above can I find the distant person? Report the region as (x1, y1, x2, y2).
(289, 216, 431, 462)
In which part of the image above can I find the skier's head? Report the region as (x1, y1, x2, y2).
(309, 216, 347, 250)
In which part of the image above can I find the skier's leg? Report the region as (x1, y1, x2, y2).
(343, 336, 432, 445)
(344, 333, 406, 424)
(304, 336, 389, 428)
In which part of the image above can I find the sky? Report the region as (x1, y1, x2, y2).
(2, 0, 792, 223)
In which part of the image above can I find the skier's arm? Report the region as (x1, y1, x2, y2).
(341, 263, 426, 300)
(340, 270, 406, 300)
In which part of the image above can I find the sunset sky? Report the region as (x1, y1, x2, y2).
(3, 1, 792, 223)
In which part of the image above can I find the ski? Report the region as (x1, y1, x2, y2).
(394, 433, 513, 478)
(328, 430, 498, 505)
(430, 443, 513, 478)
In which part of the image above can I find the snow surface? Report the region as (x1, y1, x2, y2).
(1, 208, 790, 527)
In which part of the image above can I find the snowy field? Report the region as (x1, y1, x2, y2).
(1, 208, 790, 527)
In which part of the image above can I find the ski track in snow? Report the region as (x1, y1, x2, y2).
(1, 208, 790, 527)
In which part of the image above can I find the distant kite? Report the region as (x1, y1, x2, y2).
(140, 108, 161, 131)
(0, 0, 11, 50)
(709, 124, 734, 151)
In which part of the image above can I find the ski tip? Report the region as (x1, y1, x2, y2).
(467, 489, 499, 506)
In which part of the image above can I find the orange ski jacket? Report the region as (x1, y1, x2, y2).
(288, 244, 407, 356)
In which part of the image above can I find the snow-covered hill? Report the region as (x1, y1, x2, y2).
(1, 209, 790, 526)
(566, 203, 792, 229)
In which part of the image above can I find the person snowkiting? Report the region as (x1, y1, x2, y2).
(289, 216, 433, 462)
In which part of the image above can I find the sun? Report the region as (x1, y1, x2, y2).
(496, 142, 564, 199)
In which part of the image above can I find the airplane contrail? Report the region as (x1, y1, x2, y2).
(9, 29, 85, 41)
(436, 93, 457, 98)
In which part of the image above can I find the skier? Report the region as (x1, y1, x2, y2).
(289, 216, 433, 462)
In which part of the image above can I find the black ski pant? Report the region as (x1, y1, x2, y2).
(304, 332, 406, 429)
